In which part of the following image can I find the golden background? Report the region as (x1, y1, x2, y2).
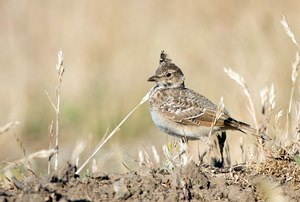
(0, 1, 299, 173)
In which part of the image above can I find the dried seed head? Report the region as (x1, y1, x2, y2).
(280, 15, 299, 47)
(292, 51, 299, 83)
(269, 84, 276, 110)
(56, 50, 65, 79)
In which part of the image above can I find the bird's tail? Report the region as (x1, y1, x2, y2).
(237, 121, 272, 141)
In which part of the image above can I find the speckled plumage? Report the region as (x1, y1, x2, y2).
(147, 51, 271, 141)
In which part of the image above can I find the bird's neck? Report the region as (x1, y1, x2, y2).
(150, 82, 185, 97)
(165, 82, 185, 88)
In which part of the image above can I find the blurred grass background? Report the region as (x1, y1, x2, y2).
(0, 0, 299, 173)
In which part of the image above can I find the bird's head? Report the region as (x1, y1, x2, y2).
(147, 51, 185, 88)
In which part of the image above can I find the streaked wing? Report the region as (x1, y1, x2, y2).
(159, 88, 230, 127)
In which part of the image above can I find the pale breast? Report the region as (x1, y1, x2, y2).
(149, 108, 220, 140)
(148, 87, 222, 140)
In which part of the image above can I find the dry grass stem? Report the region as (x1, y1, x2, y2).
(137, 147, 159, 169)
(260, 84, 276, 136)
(71, 139, 88, 166)
(269, 84, 276, 111)
(260, 86, 268, 112)
(296, 102, 300, 137)
(161, 140, 190, 169)
(54, 50, 64, 171)
(224, 68, 258, 130)
(138, 151, 145, 167)
(0, 149, 56, 173)
(291, 52, 299, 84)
(285, 51, 300, 140)
(0, 121, 20, 135)
(75, 91, 150, 175)
(280, 15, 300, 142)
(161, 144, 176, 170)
(224, 68, 271, 162)
(280, 15, 299, 48)
(47, 121, 54, 174)
(151, 146, 160, 164)
(288, 52, 299, 115)
(44, 91, 56, 113)
(162, 145, 172, 159)
(137, 140, 191, 171)
(178, 140, 190, 166)
(14, 134, 33, 172)
(142, 147, 153, 168)
(92, 159, 97, 173)
(273, 110, 284, 141)
(45, 50, 65, 172)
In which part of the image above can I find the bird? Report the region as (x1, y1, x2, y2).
(147, 51, 271, 141)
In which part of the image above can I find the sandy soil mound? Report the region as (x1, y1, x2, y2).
(1, 159, 299, 202)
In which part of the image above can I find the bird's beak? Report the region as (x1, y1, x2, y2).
(147, 75, 159, 82)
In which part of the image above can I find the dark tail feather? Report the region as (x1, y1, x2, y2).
(237, 121, 272, 141)
(225, 118, 272, 141)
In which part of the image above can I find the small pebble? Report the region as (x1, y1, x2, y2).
(113, 179, 131, 200)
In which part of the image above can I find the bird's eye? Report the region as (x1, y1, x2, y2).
(166, 73, 172, 77)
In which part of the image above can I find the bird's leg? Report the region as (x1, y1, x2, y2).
(215, 131, 226, 167)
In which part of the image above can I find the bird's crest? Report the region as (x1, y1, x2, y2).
(156, 51, 184, 77)
(159, 50, 172, 65)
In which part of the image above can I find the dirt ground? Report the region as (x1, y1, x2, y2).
(0, 158, 299, 202)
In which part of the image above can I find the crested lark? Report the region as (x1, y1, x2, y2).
(147, 51, 271, 141)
